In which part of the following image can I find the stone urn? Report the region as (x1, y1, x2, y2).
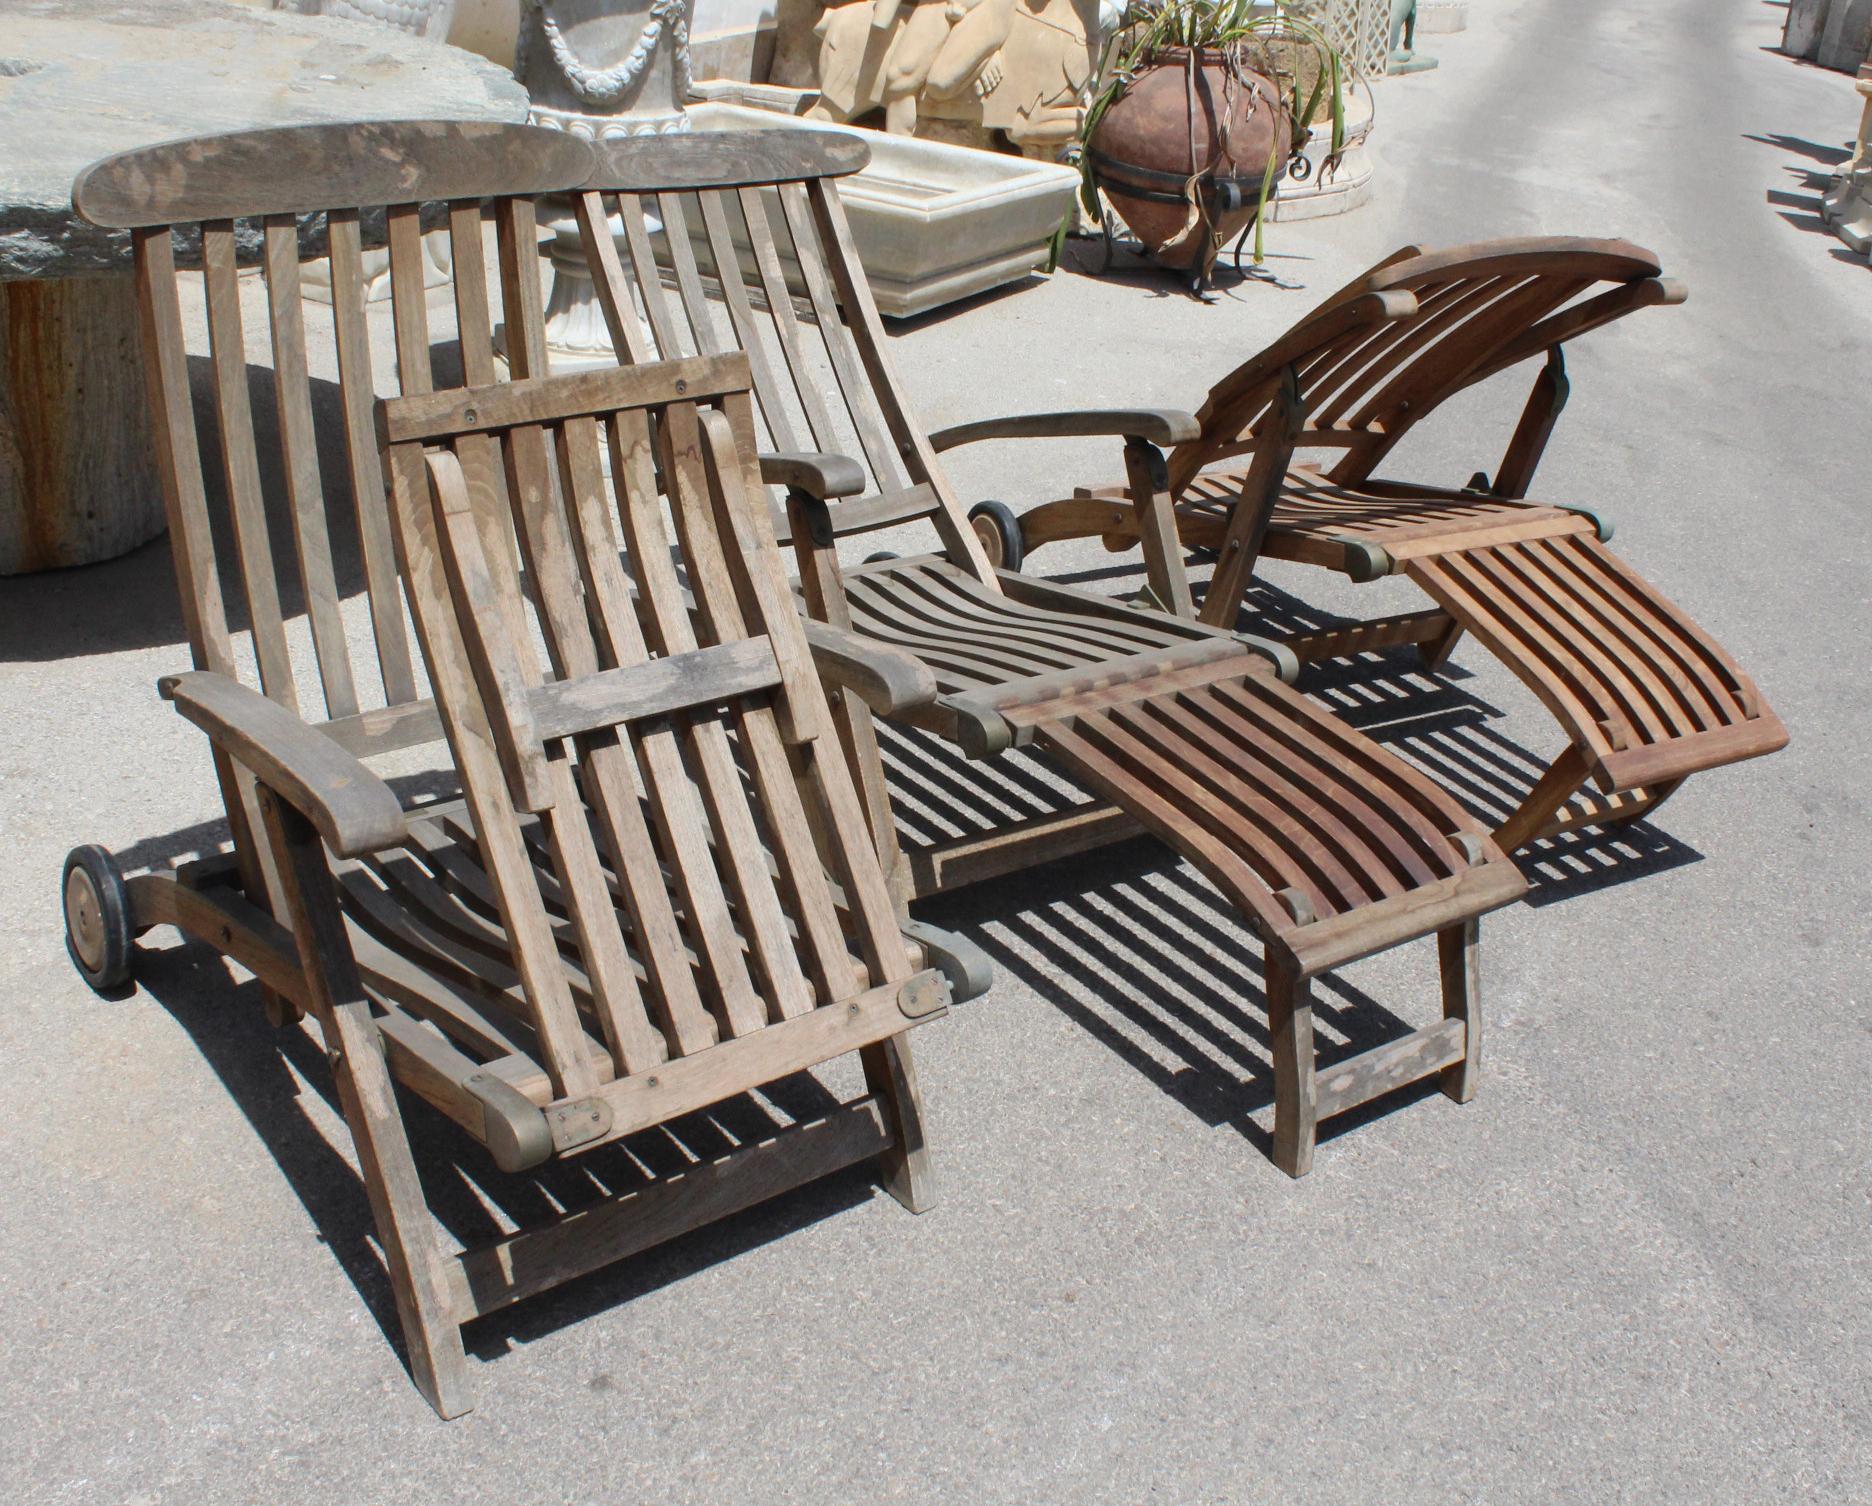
(1087, 48, 1291, 281)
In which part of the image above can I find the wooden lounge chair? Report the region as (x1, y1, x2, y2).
(567, 130, 1528, 1178)
(61, 121, 965, 1418)
(998, 239, 1789, 849)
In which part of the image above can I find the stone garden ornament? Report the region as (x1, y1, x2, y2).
(520, 0, 694, 136)
(514, 0, 696, 368)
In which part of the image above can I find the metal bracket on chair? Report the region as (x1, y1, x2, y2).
(896, 971, 952, 1020)
(464, 1071, 556, 1172)
(1340, 538, 1395, 582)
(900, 919, 994, 1003)
(546, 1097, 614, 1153)
(1276, 887, 1317, 927)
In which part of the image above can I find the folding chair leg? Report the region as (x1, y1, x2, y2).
(1437, 917, 1481, 1104)
(862, 1033, 937, 1213)
(1123, 436, 1194, 619)
(259, 789, 474, 1419)
(1494, 744, 1592, 851)
(1266, 955, 1318, 1178)
(1420, 615, 1466, 673)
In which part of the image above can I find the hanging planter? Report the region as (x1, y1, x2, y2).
(1068, 3, 1350, 288)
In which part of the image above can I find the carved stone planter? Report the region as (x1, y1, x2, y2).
(684, 101, 1080, 316)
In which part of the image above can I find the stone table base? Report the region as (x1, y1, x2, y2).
(0, 274, 161, 575)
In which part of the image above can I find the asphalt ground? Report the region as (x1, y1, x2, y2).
(2, 1, 1866, 1499)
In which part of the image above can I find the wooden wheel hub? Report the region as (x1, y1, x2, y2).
(64, 865, 107, 973)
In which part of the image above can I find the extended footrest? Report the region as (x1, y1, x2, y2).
(1405, 531, 1786, 791)
(1011, 661, 1526, 975)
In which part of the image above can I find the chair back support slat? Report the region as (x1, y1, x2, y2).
(655, 192, 727, 358)
(261, 214, 359, 720)
(617, 193, 686, 359)
(773, 184, 904, 491)
(379, 356, 917, 1092)
(694, 189, 801, 454)
(1167, 239, 1673, 490)
(201, 221, 300, 713)
(732, 185, 842, 454)
(132, 228, 234, 675)
(326, 209, 418, 704)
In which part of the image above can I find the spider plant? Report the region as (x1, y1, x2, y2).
(1059, 0, 1351, 268)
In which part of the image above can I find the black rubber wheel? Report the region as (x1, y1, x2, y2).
(863, 550, 900, 565)
(63, 844, 133, 993)
(968, 500, 1025, 573)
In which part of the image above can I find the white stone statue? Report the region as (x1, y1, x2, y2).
(1821, 65, 1872, 260)
(800, 0, 1103, 156)
(511, 0, 695, 369)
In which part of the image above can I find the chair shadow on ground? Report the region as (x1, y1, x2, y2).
(118, 791, 891, 1385)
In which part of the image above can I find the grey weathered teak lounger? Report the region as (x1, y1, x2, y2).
(61, 121, 972, 1418)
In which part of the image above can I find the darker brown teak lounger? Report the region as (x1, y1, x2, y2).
(998, 240, 1788, 849)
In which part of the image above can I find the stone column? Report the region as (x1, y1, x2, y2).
(0, 274, 162, 575)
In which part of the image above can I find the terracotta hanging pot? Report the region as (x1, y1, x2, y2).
(1087, 47, 1292, 278)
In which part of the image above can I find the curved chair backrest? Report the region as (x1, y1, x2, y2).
(572, 128, 1001, 584)
(73, 119, 595, 888)
(1167, 237, 1678, 492)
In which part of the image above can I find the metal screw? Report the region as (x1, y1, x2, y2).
(464, 406, 478, 424)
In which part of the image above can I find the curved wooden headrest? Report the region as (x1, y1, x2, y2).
(581, 127, 871, 195)
(1354, 236, 1667, 293)
(72, 120, 595, 228)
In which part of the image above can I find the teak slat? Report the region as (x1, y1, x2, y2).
(201, 221, 297, 713)
(262, 214, 357, 720)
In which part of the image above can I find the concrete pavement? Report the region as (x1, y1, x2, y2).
(1, 1, 1867, 1499)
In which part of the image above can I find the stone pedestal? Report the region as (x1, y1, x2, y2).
(0, 275, 161, 575)
(1783, 0, 1872, 72)
(0, 0, 528, 573)
(1821, 66, 1872, 259)
(1415, 0, 1467, 34)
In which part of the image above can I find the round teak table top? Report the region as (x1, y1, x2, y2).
(0, 0, 531, 281)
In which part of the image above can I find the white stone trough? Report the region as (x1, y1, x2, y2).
(683, 100, 1079, 318)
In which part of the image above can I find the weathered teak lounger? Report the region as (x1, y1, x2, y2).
(567, 129, 1528, 1176)
(1002, 239, 1789, 849)
(61, 122, 957, 1418)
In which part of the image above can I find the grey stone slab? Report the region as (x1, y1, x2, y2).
(0, 0, 528, 279)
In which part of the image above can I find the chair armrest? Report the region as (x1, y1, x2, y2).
(928, 407, 1201, 453)
(800, 620, 939, 714)
(761, 451, 868, 500)
(159, 671, 409, 859)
